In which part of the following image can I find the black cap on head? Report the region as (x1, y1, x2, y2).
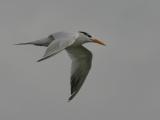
(79, 31, 92, 38)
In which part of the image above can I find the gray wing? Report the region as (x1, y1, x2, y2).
(37, 36, 75, 62)
(66, 46, 92, 101)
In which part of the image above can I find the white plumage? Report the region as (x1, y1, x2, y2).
(16, 31, 106, 101)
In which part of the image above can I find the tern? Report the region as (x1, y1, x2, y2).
(16, 31, 107, 101)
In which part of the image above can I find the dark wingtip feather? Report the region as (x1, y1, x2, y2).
(37, 55, 52, 62)
(68, 95, 74, 102)
(68, 91, 78, 101)
(37, 58, 44, 62)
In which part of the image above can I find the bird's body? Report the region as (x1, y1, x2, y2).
(16, 31, 106, 101)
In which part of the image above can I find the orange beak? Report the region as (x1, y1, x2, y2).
(91, 37, 107, 46)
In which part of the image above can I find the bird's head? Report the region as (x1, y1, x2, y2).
(79, 31, 107, 46)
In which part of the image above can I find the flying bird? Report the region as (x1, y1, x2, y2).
(16, 31, 107, 101)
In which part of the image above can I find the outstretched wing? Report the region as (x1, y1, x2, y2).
(37, 37, 75, 62)
(66, 46, 92, 101)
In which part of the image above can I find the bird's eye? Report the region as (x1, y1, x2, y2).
(48, 35, 54, 39)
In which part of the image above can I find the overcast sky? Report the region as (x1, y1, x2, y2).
(0, 0, 160, 120)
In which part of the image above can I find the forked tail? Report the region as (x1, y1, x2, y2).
(14, 42, 32, 45)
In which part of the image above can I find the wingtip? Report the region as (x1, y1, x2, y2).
(68, 92, 77, 101)
(68, 96, 72, 102)
(37, 58, 43, 62)
(67, 99, 71, 102)
(67, 98, 72, 102)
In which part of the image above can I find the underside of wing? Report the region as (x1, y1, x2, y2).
(37, 37, 75, 62)
(66, 46, 92, 101)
